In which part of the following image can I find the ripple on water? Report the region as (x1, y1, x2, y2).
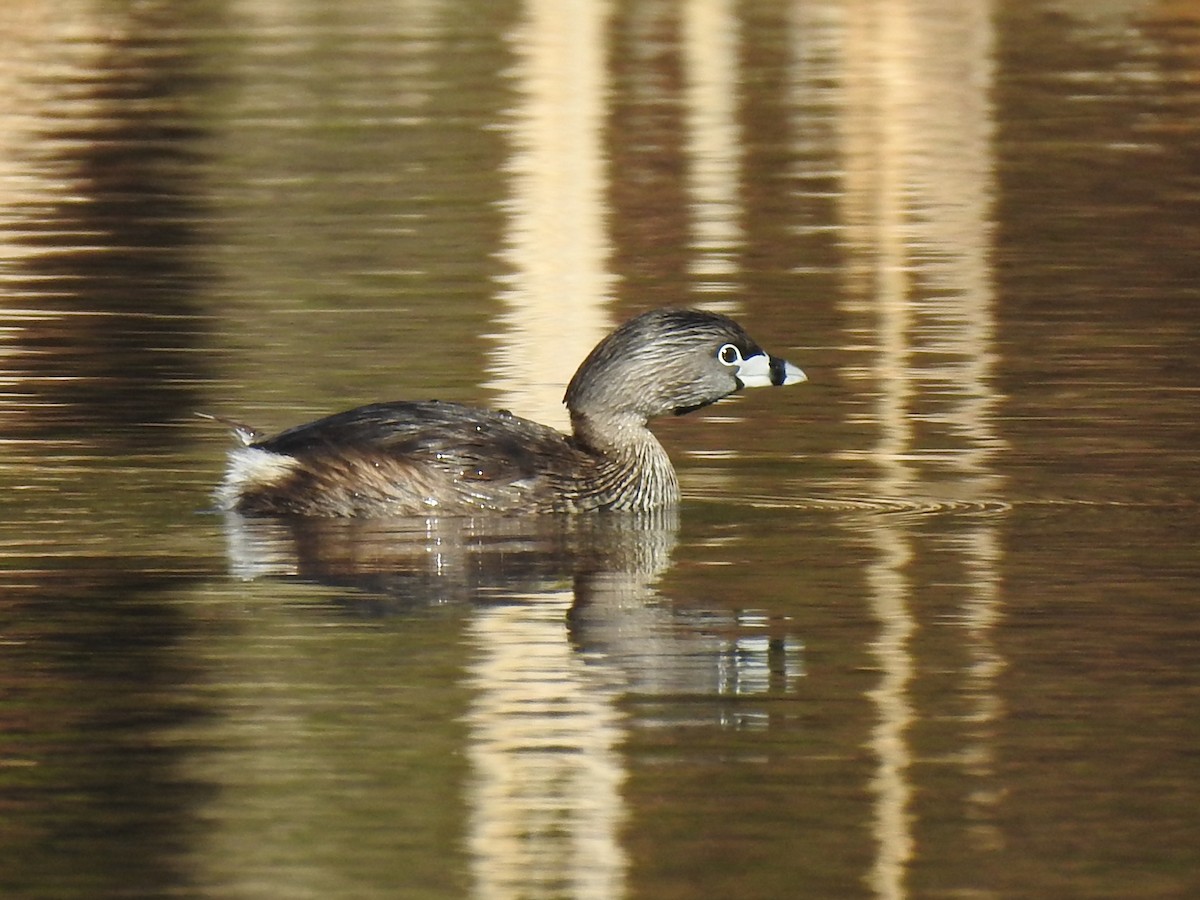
(730, 494, 1198, 516)
(735, 494, 1014, 516)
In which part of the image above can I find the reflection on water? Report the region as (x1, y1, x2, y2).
(221, 506, 805, 898)
(223, 512, 661, 898)
(0, 4, 210, 450)
(489, 0, 614, 429)
(466, 591, 628, 900)
(682, 0, 742, 299)
(1, 1, 1199, 899)
(830, 3, 1004, 896)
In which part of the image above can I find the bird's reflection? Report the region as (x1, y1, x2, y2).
(221, 508, 677, 612)
(221, 509, 801, 703)
(221, 508, 803, 898)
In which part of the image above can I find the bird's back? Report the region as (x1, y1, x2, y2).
(220, 400, 596, 516)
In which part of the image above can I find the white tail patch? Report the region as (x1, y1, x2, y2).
(215, 447, 299, 510)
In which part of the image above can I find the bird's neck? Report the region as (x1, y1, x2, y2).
(569, 411, 680, 511)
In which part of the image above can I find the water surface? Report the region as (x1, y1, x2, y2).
(1, 1, 1198, 898)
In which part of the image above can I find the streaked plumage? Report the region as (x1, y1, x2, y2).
(215, 308, 805, 516)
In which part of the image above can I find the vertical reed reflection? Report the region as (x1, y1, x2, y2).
(824, 1, 1004, 896)
(469, 3, 627, 897)
(0, 5, 214, 897)
(0, 5, 210, 448)
(490, 0, 615, 429)
(682, 0, 742, 302)
(464, 596, 627, 900)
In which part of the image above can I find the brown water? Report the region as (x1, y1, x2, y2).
(1, 1, 1198, 898)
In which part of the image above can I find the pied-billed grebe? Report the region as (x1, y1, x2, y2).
(215, 308, 805, 516)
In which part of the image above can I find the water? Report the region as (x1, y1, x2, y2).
(1, 1, 1198, 898)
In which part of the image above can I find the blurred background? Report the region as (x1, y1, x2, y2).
(0, 1, 1197, 898)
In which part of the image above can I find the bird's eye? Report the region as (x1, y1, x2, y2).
(718, 343, 742, 366)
